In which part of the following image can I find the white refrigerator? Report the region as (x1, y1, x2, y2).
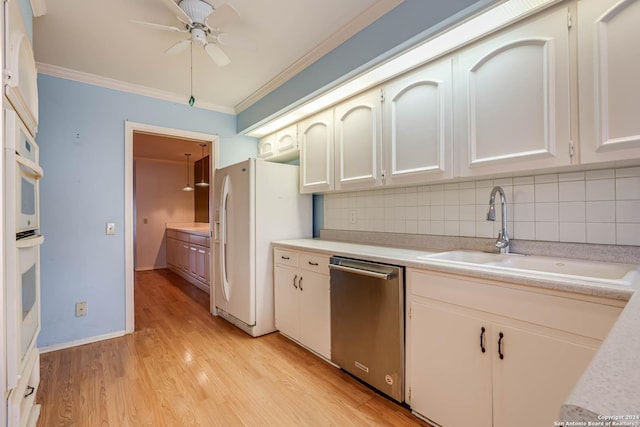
(213, 158, 312, 337)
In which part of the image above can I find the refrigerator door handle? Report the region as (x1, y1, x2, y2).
(220, 174, 231, 302)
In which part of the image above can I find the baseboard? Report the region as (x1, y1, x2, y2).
(38, 330, 126, 353)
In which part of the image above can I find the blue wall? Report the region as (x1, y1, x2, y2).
(37, 75, 256, 347)
(17, 0, 33, 40)
(237, 0, 494, 132)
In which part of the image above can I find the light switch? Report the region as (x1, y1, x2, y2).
(106, 222, 116, 235)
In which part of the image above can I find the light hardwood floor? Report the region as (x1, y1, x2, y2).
(36, 269, 431, 426)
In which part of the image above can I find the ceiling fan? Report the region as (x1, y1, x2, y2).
(132, 0, 257, 67)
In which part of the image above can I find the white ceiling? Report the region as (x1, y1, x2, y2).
(33, 0, 401, 113)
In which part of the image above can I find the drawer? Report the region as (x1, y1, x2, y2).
(408, 268, 623, 341)
(300, 252, 330, 275)
(190, 234, 208, 246)
(274, 248, 298, 267)
(166, 229, 178, 239)
(8, 347, 40, 427)
(175, 231, 190, 242)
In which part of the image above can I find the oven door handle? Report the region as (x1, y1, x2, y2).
(16, 234, 44, 248)
(329, 263, 393, 280)
(16, 155, 43, 178)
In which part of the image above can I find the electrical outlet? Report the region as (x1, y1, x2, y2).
(349, 210, 357, 224)
(76, 302, 87, 317)
(106, 222, 116, 235)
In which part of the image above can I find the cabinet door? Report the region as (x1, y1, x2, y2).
(166, 238, 177, 267)
(195, 246, 207, 283)
(491, 323, 597, 427)
(384, 58, 453, 186)
(180, 243, 190, 272)
(258, 134, 276, 159)
(577, 0, 640, 163)
(334, 89, 382, 190)
(274, 265, 300, 341)
(410, 300, 492, 427)
(189, 246, 198, 276)
(276, 124, 298, 158)
(299, 110, 334, 193)
(298, 271, 331, 359)
(455, 7, 572, 177)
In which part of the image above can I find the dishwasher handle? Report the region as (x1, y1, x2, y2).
(329, 263, 394, 280)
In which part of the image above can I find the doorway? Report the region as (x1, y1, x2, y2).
(125, 121, 219, 333)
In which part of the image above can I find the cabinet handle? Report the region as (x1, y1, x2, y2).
(299, 276, 303, 291)
(480, 327, 486, 353)
(24, 385, 35, 398)
(293, 275, 298, 289)
(498, 332, 505, 360)
(308, 261, 319, 266)
(281, 256, 290, 260)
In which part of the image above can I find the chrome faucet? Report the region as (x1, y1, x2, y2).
(487, 186, 510, 253)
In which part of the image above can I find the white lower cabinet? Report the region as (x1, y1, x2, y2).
(166, 229, 211, 293)
(406, 268, 623, 427)
(274, 248, 331, 359)
(7, 347, 41, 427)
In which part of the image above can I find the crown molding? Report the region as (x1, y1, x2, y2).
(30, 0, 46, 17)
(36, 62, 236, 115)
(234, 0, 403, 113)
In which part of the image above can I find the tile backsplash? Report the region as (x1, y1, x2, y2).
(323, 166, 640, 246)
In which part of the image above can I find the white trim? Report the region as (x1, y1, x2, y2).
(234, 0, 404, 113)
(30, 0, 46, 17)
(38, 331, 126, 353)
(37, 62, 236, 115)
(125, 121, 220, 334)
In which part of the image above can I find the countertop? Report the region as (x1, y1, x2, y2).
(273, 238, 640, 422)
(166, 222, 210, 237)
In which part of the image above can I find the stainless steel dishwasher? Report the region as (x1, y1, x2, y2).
(329, 256, 404, 402)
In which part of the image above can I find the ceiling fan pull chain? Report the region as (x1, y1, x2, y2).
(189, 41, 195, 107)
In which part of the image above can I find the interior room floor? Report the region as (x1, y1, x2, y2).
(36, 269, 431, 426)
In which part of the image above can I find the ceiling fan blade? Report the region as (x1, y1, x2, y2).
(215, 32, 257, 51)
(165, 39, 191, 54)
(204, 43, 231, 67)
(131, 20, 185, 33)
(205, 3, 240, 29)
(159, 0, 193, 24)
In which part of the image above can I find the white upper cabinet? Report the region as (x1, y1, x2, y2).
(299, 110, 334, 193)
(5, 0, 38, 136)
(455, 7, 573, 177)
(258, 124, 299, 162)
(334, 89, 383, 191)
(577, 0, 640, 163)
(383, 58, 453, 186)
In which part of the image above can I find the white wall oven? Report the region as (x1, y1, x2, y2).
(5, 108, 41, 238)
(5, 234, 43, 387)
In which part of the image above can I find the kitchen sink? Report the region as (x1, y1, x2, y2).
(421, 250, 503, 264)
(417, 250, 639, 286)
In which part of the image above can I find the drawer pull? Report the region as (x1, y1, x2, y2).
(293, 275, 298, 289)
(281, 256, 290, 260)
(480, 327, 486, 353)
(24, 385, 35, 398)
(299, 276, 303, 291)
(498, 332, 505, 360)
(308, 261, 319, 266)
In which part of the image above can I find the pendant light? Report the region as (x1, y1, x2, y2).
(196, 143, 209, 187)
(182, 153, 194, 192)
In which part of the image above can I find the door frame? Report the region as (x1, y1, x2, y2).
(124, 121, 220, 333)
